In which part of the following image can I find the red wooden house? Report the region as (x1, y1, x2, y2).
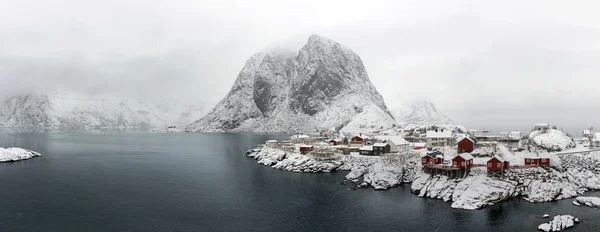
(539, 156, 551, 166)
(299, 145, 314, 154)
(524, 157, 540, 166)
(487, 156, 508, 171)
(329, 139, 341, 146)
(457, 137, 475, 154)
(452, 153, 474, 169)
(421, 151, 444, 165)
(351, 135, 367, 145)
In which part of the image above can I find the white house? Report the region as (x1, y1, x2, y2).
(509, 131, 522, 139)
(592, 133, 600, 147)
(290, 134, 310, 143)
(426, 129, 452, 147)
(375, 135, 408, 152)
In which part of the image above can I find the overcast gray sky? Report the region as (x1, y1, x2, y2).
(1, 0, 600, 134)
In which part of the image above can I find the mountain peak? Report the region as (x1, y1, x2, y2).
(187, 35, 395, 133)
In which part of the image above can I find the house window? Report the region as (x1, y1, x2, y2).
(461, 162, 465, 166)
(453, 161, 457, 166)
(497, 163, 501, 168)
(423, 158, 427, 162)
(488, 163, 491, 167)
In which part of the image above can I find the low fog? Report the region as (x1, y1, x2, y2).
(2, 0, 600, 134)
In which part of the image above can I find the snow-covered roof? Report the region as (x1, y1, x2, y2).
(266, 140, 278, 143)
(359, 146, 373, 151)
(457, 136, 474, 143)
(299, 145, 313, 148)
(454, 153, 474, 160)
(352, 135, 369, 139)
(291, 134, 310, 139)
(329, 138, 342, 142)
(375, 136, 407, 145)
(488, 155, 505, 162)
(426, 130, 452, 138)
(373, 143, 388, 147)
(411, 142, 427, 147)
(425, 151, 444, 159)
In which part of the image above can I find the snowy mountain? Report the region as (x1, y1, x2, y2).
(0, 92, 206, 130)
(391, 98, 455, 127)
(187, 34, 397, 133)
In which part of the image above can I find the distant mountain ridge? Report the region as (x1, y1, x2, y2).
(187, 34, 397, 133)
(0, 92, 206, 130)
(392, 98, 455, 126)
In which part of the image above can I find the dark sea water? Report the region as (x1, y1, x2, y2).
(1, 132, 599, 232)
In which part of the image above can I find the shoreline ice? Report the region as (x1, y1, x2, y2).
(0, 147, 42, 162)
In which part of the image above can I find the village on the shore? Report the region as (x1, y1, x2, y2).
(258, 123, 598, 176)
(246, 122, 600, 218)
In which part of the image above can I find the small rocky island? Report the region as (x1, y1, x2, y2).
(0, 147, 42, 162)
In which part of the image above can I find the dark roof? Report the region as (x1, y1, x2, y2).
(426, 151, 444, 159)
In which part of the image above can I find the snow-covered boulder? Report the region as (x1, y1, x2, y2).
(538, 215, 579, 232)
(0, 147, 41, 162)
(247, 147, 342, 173)
(573, 196, 600, 208)
(529, 129, 575, 152)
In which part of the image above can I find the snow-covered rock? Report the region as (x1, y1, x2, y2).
(538, 215, 579, 232)
(0, 92, 206, 130)
(529, 129, 576, 152)
(412, 152, 600, 210)
(187, 34, 397, 133)
(543, 214, 550, 218)
(246, 147, 420, 189)
(573, 196, 600, 208)
(0, 147, 41, 162)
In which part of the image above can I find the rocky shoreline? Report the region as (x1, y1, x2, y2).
(246, 147, 600, 210)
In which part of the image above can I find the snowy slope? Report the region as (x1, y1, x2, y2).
(187, 35, 396, 133)
(0, 92, 206, 130)
(391, 98, 455, 127)
(529, 129, 576, 151)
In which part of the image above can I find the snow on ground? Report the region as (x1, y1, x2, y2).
(529, 129, 576, 151)
(538, 215, 579, 232)
(411, 152, 599, 210)
(0, 147, 41, 162)
(573, 196, 600, 208)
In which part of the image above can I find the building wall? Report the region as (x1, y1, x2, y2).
(487, 159, 503, 171)
(458, 139, 474, 153)
(427, 138, 448, 147)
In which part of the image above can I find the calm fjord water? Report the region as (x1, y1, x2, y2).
(1, 132, 599, 232)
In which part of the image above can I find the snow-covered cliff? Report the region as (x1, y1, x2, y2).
(187, 35, 396, 133)
(0, 92, 206, 130)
